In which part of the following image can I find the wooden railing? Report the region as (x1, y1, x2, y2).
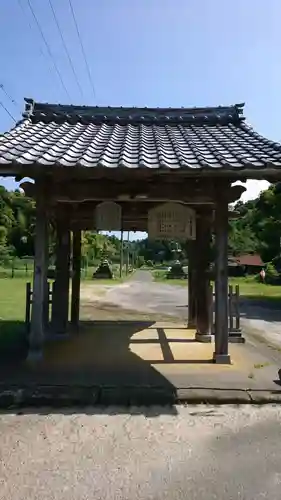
(25, 281, 53, 333)
(210, 284, 244, 342)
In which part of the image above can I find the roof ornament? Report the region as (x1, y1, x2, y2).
(22, 98, 35, 118)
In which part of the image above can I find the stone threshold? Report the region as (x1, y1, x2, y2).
(1, 385, 281, 408)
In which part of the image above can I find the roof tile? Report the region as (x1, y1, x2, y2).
(1, 100, 281, 171)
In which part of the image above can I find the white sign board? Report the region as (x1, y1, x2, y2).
(148, 203, 196, 241)
(95, 201, 122, 231)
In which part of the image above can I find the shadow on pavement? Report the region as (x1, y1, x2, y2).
(0, 320, 213, 416)
(240, 297, 281, 322)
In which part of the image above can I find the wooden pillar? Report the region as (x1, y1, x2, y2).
(42, 228, 50, 329)
(71, 229, 81, 328)
(125, 231, 130, 275)
(213, 194, 231, 364)
(28, 179, 48, 360)
(52, 218, 71, 334)
(187, 240, 197, 328)
(119, 230, 124, 278)
(195, 212, 212, 342)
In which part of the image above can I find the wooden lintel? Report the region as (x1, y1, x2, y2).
(20, 178, 243, 207)
(30, 177, 217, 203)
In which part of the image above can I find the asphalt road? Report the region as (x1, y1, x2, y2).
(106, 270, 189, 318)
(92, 270, 281, 348)
(1, 405, 281, 499)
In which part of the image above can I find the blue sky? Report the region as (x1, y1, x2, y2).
(0, 0, 280, 238)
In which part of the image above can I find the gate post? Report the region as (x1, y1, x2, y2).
(195, 211, 212, 342)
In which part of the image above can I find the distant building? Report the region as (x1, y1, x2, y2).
(228, 254, 264, 276)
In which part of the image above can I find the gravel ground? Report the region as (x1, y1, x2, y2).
(1, 405, 281, 499)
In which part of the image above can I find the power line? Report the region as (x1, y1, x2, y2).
(0, 101, 16, 123)
(0, 84, 19, 108)
(17, 0, 59, 91)
(17, 0, 46, 60)
(48, 0, 84, 99)
(68, 0, 96, 100)
(26, 0, 72, 101)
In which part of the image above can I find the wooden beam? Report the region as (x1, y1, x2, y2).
(22, 178, 217, 203)
(21, 178, 245, 204)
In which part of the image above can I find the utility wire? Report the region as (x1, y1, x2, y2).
(68, 0, 96, 100)
(48, 0, 84, 99)
(17, 0, 59, 91)
(0, 101, 16, 123)
(0, 84, 19, 108)
(26, 0, 71, 101)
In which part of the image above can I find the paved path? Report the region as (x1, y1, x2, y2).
(130, 269, 154, 282)
(1, 405, 281, 499)
(240, 299, 281, 348)
(102, 271, 188, 318)
(82, 271, 281, 348)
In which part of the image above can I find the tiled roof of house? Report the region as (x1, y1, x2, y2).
(236, 254, 264, 267)
(1, 99, 281, 172)
(228, 254, 264, 266)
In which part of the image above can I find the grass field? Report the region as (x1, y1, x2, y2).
(152, 269, 188, 286)
(229, 276, 281, 300)
(152, 270, 281, 301)
(0, 264, 128, 280)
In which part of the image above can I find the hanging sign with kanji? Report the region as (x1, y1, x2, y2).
(95, 201, 122, 231)
(148, 203, 196, 241)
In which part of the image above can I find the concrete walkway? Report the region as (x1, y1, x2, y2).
(1, 271, 281, 407)
(1, 319, 281, 406)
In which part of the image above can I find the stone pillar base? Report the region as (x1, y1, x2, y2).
(213, 353, 231, 364)
(195, 332, 212, 343)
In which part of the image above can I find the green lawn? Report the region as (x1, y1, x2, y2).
(0, 274, 129, 322)
(0, 277, 27, 321)
(152, 270, 281, 303)
(228, 277, 281, 304)
(152, 269, 188, 285)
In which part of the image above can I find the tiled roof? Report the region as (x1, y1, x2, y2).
(228, 254, 264, 266)
(1, 98, 281, 171)
(236, 254, 264, 267)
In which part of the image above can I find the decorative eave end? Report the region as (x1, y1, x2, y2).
(22, 98, 35, 119)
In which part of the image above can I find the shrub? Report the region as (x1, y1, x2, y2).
(265, 262, 279, 280)
(145, 260, 154, 268)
